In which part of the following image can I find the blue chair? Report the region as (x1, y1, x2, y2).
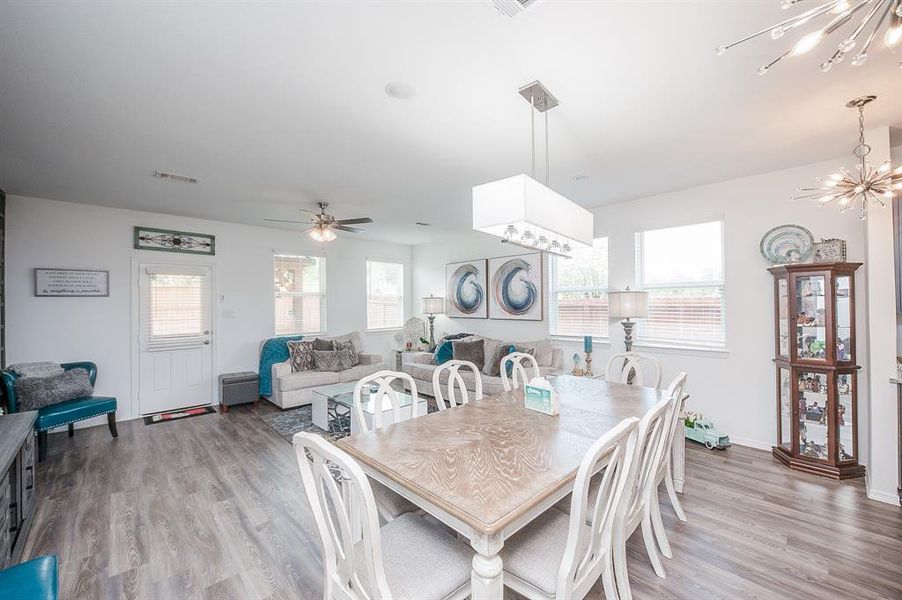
(1, 362, 118, 461)
(0, 555, 58, 600)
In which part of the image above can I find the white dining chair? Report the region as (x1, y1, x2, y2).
(499, 417, 640, 600)
(294, 433, 472, 600)
(353, 370, 423, 522)
(605, 352, 662, 388)
(432, 359, 483, 410)
(501, 352, 541, 391)
(649, 373, 689, 560)
(353, 370, 422, 431)
(612, 373, 687, 600)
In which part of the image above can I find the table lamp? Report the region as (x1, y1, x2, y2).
(608, 287, 648, 352)
(421, 295, 445, 349)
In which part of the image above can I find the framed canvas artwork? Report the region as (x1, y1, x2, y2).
(446, 259, 488, 319)
(488, 252, 543, 321)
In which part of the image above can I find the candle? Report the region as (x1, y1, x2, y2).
(584, 335, 593, 353)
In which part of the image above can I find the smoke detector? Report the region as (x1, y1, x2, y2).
(488, 0, 542, 18)
(153, 170, 200, 184)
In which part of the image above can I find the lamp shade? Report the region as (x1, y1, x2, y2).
(472, 174, 594, 249)
(422, 296, 445, 315)
(608, 289, 648, 319)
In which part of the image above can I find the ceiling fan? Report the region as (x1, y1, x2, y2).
(265, 202, 373, 242)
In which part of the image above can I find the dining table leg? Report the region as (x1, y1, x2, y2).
(470, 534, 504, 600)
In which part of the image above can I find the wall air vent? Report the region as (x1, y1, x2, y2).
(489, 0, 541, 18)
(153, 170, 200, 184)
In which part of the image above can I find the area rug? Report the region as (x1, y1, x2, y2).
(143, 405, 216, 425)
(258, 400, 439, 443)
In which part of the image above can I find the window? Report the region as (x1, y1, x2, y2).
(143, 266, 211, 352)
(635, 221, 725, 348)
(367, 260, 404, 330)
(274, 254, 326, 335)
(549, 238, 609, 338)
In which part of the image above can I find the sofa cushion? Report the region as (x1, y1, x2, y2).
(338, 363, 385, 384)
(35, 396, 117, 432)
(287, 340, 316, 372)
(278, 370, 340, 392)
(452, 338, 484, 370)
(314, 348, 358, 372)
(330, 331, 362, 353)
(404, 362, 562, 398)
(515, 339, 554, 367)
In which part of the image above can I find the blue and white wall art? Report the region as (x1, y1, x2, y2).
(446, 259, 488, 319)
(488, 253, 543, 321)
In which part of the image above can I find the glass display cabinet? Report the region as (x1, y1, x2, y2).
(769, 262, 864, 479)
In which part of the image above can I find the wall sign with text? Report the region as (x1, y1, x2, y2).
(34, 269, 110, 297)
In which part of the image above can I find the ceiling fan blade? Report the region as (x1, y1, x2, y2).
(334, 217, 373, 225)
(333, 225, 365, 233)
(265, 218, 315, 224)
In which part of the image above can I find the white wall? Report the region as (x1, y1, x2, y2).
(6, 195, 412, 424)
(414, 150, 879, 464)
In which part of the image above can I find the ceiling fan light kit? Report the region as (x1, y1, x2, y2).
(264, 201, 373, 243)
(717, 0, 902, 73)
(471, 80, 593, 259)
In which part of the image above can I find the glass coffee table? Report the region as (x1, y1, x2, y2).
(311, 381, 427, 435)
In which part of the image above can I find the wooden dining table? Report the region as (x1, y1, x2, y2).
(335, 375, 684, 600)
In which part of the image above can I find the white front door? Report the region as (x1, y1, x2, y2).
(137, 263, 213, 415)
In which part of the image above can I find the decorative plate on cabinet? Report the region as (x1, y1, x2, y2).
(759, 225, 814, 265)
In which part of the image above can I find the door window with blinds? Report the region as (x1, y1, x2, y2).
(274, 254, 326, 335)
(549, 238, 609, 338)
(367, 260, 404, 330)
(635, 220, 725, 349)
(143, 266, 211, 351)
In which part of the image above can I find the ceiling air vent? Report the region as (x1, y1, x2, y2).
(153, 170, 200, 184)
(489, 0, 541, 18)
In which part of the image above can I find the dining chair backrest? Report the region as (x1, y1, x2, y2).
(294, 432, 390, 600)
(500, 352, 541, 391)
(605, 352, 662, 388)
(623, 394, 672, 527)
(659, 373, 688, 472)
(353, 370, 420, 432)
(558, 417, 640, 599)
(432, 359, 483, 410)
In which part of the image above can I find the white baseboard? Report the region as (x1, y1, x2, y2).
(728, 436, 772, 451)
(865, 487, 901, 506)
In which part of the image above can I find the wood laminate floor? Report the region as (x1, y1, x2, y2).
(22, 401, 902, 600)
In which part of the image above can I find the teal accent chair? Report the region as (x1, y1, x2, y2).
(0, 555, 58, 600)
(1, 362, 118, 461)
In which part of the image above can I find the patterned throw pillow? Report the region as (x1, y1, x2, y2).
(313, 348, 357, 372)
(334, 339, 360, 367)
(287, 340, 316, 372)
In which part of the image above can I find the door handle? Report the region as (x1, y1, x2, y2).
(203, 340, 211, 345)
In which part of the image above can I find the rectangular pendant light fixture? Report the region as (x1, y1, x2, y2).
(471, 81, 593, 258)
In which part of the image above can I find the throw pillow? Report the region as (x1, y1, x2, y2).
(433, 340, 454, 365)
(452, 338, 485, 370)
(313, 348, 357, 372)
(485, 343, 515, 377)
(504, 345, 536, 378)
(287, 340, 316, 372)
(515, 339, 554, 366)
(334, 339, 360, 367)
(313, 338, 335, 351)
(14, 368, 94, 412)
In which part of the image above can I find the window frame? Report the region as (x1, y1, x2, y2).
(365, 258, 406, 332)
(634, 220, 727, 351)
(548, 237, 610, 342)
(273, 252, 327, 336)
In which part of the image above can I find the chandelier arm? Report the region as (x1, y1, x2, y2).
(761, 49, 793, 73)
(823, 0, 873, 36)
(719, 0, 845, 51)
(857, 0, 897, 56)
(844, 0, 890, 44)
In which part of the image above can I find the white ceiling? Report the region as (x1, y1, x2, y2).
(1, 1, 900, 245)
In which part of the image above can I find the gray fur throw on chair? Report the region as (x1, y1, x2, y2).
(14, 368, 94, 411)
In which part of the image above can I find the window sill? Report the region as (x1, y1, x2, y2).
(550, 336, 611, 348)
(632, 342, 730, 358)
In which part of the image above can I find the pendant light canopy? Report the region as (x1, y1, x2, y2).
(472, 81, 594, 258)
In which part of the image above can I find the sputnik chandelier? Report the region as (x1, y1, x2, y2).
(794, 95, 902, 219)
(717, 0, 902, 74)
